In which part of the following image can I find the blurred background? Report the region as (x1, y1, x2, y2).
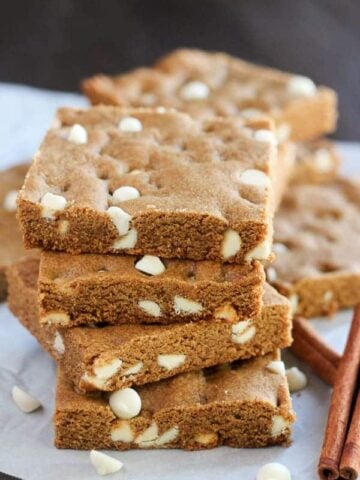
(1, 0, 359, 139)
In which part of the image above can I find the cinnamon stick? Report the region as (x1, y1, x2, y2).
(291, 316, 340, 385)
(318, 305, 360, 480)
(340, 390, 360, 480)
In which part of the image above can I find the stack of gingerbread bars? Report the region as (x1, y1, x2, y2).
(7, 49, 340, 451)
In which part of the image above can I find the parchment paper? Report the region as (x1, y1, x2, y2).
(0, 82, 358, 480)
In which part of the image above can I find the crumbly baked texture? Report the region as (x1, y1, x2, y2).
(0, 164, 30, 300)
(291, 139, 340, 185)
(269, 177, 360, 317)
(82, 48, 337, 142)
(17, 106, 292, 263)
(7, 256, 292, 393)
(54, 351, 295, 450)
(38, 251, 265, 326)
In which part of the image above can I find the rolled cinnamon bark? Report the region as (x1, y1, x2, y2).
(340, 390, 360, 480)
(318, 305, 360, 480)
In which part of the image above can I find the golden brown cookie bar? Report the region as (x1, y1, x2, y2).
(291, 139, 340, 185)
(7, 256, 292, 393)
(38, 251, 265, 326)
(82, 48, 337, 142)
(268, 178, 360, 318)
(0, 164, 29, 300)
(55, 351, 295, 450)
(18, 106, 288, 263)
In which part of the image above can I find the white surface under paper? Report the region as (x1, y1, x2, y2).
(0, 83, 359, 480)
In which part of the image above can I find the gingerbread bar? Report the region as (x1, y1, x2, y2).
(82, 48, 337, 142)
(268, 177, 360, 317)
(55, 351, 295, 450)
(38, 251, 265, 326)
(7, 256, 292, 393)
(0, 164, 30, 300)
(291, 139, 340, 185)
(18, 106, 289, 263)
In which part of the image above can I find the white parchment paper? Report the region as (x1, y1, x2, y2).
(0, 82, 359, 480)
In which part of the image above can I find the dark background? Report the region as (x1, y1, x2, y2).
(1, 0, 360, 139)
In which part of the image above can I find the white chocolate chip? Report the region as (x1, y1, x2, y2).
(118, 116, 143, 132)
(286, 367, 308, 392)
(254, 129, 277, 145)
(271, 415, 289, 436)
(287, 75, 316, 97)
(135, 255, 165, 276)
(138, 300, 161, 317)
(42, 311, 70, 326)
(107, 206, 131, 236)
(53, 331, 65, 355)
(231, 320, 257, 344)
(12, 386, 41, 413)
(257, 462, 291, 480)
(3, 189, 18, 211)
(214, 304, 238, 323)
(94, 358, 123, 381)
(40, 192, 67, 219)
(180, 81, 209, 100)
(122, 362, 143, 377)
(289, 294, 299, 314)
(323, 290, 333, 302)
(245, 239, 271, 262)
(314, 148, 333, 172)
(109, 388, 142, 420)
(90, 450, 123, 476)
(112, 228, 138, 249)
(113, 186, 140, 202)
(158, 354, 186, 370)
(275, 124, 291, 143)
(239, 169, 270, 187)
(68, 124, 88, 144)
(135, 421, 159, 446)
(266, 267, 277, 283)
(58, 219, 70, 235)
(111, 421, 134, 443)
(194, 432, 218, 445)
(155, 426, 179, 446)
(266, 361, 286, 376)
(240, 108, 264, 119)
(174, 296, 203, 314)
(221, 229, 242, 259)
(273, 242, 287, 254)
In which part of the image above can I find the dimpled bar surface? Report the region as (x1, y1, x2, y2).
(291, 139, 340, 185)
(82, 48, 337, 142)
(0, 164, 30, 300)
(55, 350, 295, 450)
(269, 178, 360, 317)
(39, 251, 265, 326)
(7, 256, 292, 393)
(17, 106, 284, 263)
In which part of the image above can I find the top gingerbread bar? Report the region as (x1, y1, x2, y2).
(18, 106, 282, 263)
(83, 48, 337, 142)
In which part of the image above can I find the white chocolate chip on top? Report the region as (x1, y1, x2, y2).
(112, 228, 138, 249)
(68, 124, 88, 144)
(286, 367, 308, 392)
(240, 169, 270, 187)
(111, 421, 134, 443)
(254, 129, 277, 145)
(138, 300, 161, 317)
(12, 386, 41, 413)
(266, 361, 286, 376)
(40, 192, 67, 219)
(257, 462, 291, 480)
(113, 186, 140, 202)
(245, 239, 271, 262)
(180, 81, 210, 100)
(109, 388, 141, 420)
(287, 75, 316, 97)
(314, 148, 333, 172)
(221, 229, 242, 259)
(174, 296, 203, 314)
(107, 206, 131, 236)
(53, 331, 65, 355)
(135, 255, 166, 276)
(118, 116, 143, 132)
(3, 190, 18, 211)
(158, 354, 186, 370)
(90, 450, 123, 476)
